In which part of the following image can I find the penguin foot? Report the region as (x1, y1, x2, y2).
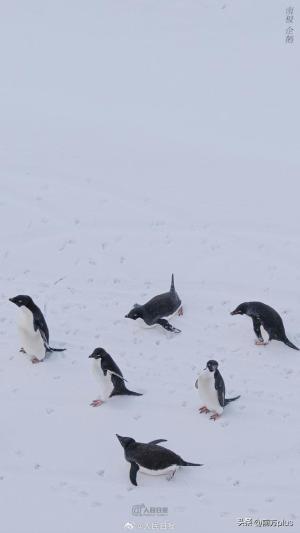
(199, 406, 210, 414)
(178, 306, 183, 316)
(31, 357, 42, 364)
(255, 339, 268, 346)
(90, 399, 103, 407)
(166, 470, 176, 481)
(210, 413, 220, 421)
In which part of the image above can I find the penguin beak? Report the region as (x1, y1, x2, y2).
(116, 434, 125, 446)
(88, 353, 95, 358)
(230, 310, 237, 315)
(124, 314, 129, 318)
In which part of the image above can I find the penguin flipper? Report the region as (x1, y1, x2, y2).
(33, 316, 49, 346)
(214, 372, 225, 407)
(107, 370, 128, 382)
(252, 317, 264, 342)
(129, 462, 139, 486)
(156, 318, 181, 333)
(148, 439, 167, 445)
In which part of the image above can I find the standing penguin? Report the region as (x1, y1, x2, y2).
(231, 301, 299, 350)
(116, 434, 202, 486)
(195, 360, 240, 421)
(89, 348, 142, 406)
(9, 295, 65, 364)
(125, 274, 182, 333)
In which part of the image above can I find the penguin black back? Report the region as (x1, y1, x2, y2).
(9, 295, 49, 343)
(89, 348, 142, 398)
(231, 301, 299, 350)
(125, 274, 182, 333)
(116, 435, 202, 485)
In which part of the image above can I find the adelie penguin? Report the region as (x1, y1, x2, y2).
(231, 301, 299, 350)
(195, 360, 240, 421)
(116, 434, 202, 486)
(89, 348, 142, 406)
(125, 274, 183, 333)
(9, 295, 66, 364)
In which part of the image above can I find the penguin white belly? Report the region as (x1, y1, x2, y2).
(92, 360, 114, 401)
(18, 307, 45, 360)
(135, 318, 159, 329)
(197, 372, 223, 415)
(138, 465, 178, 476)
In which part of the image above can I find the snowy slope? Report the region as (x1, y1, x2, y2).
(0, 1, 299, 532)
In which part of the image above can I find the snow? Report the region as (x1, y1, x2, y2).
(0, 1, 299, 532)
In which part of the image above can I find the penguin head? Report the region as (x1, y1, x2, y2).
(206, 360, 219, 372)
(9, 295, 34, 309)
(125, 306, 143, 321)
(89, 347, 107, 360)
(231, 303, 247, 315)
(116, 434, 135, 448)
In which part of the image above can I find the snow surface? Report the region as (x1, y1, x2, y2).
(0, 1, 299, 532)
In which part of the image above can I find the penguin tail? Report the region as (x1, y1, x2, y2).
(181, 461, 203, 467)
(224, 395, 240, 405)
(284, 338, 299, 350)
(170, 273, 175, 292)
(47, 346, 66, 352)
(122, 388, 143, 396)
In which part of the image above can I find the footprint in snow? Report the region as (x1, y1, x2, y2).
(79, 490, 89, 497)
(91, 501, 102, 507)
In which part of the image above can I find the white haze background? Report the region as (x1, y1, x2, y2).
(0, 1, 299, 532)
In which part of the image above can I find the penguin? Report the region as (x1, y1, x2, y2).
(230, 301, 299, 350)
(116, 434, 202, 486)
(89, 348, 142, 406)
(195, 360, 240, 421)
(125, 274, 182, 333)
(9, 295, 66, 364)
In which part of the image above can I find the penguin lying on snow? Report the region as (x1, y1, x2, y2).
(195, 360, 240, 421)
(125, 274, 182, 333)
(116, 434, 202, 486)
(9, 295, 66, 364)
(89, 348, 142, 406)
(231, 301, 299, 350)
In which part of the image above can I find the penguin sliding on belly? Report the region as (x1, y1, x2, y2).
(116, 434, 202, 486)
(231, 301, 299, 350)
(195, 360, 240, 421)
(89, 348, 142, 406)
(9, 295, 66, 364)
(125, 274, 183, 333)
